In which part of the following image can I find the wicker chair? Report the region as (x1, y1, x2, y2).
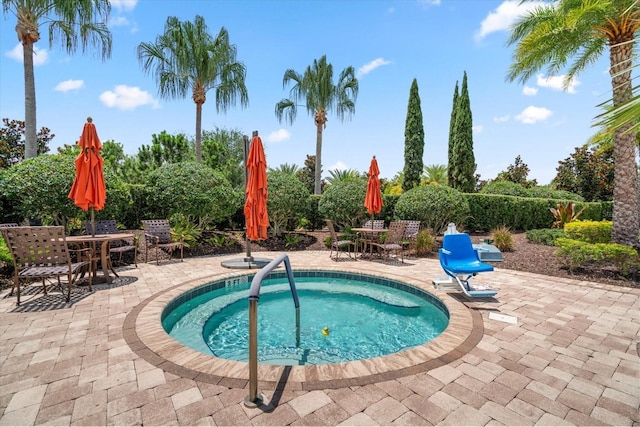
(141, 219, 184, 265)
(371, 221, 407, 264)
(326, 219, 356, 261)
(84, 220, 139, 267)
(2, 226, 92, 305)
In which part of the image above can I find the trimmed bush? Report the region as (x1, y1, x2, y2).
(318, 179, 368, 228)
(480, 180, 529, 197)
(564, 220, 612, 244)
(555, 237, 638, 274)
(267, 171, 311, 236)
(144, 162, 241, 226)
(394, 185, 469, 235)
(526, 228, 565, 246)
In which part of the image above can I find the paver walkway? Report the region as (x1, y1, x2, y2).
(0, 251, 638, 426)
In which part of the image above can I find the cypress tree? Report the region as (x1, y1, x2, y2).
(402, 78, 425, 192)
(451, 71, 476, 192)
(447, 81, 459, 186)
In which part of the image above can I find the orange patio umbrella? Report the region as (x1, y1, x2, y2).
(68, 117, 106, 236)
(364, 155, 383, 222)
(244, 134, 269, 241)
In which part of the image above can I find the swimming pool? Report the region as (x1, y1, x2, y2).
(162, 272, 449, 365)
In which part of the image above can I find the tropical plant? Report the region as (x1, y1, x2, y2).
(138, 16, 248, 163)
(269, 163, 300, 175)
(491, 225, 514, 252)
(549, 202, 586, 228)
(0, 118, 52, 168)
(284, 232, 300, 248)
(168, 213, 202, 248)
(325, 168, 362, 185)
(403, 78, 425, 192)
(2, 0, 112, 159)
(275, 55, 359, 194)
(422, 164, 448, 186)
(506, 0, 639, 246)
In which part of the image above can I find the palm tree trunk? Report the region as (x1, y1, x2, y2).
(609, 40, 639, 246)
(195, 101, 203, 163)
(314, 123, 323, 195)
(23, 41, 37, 159)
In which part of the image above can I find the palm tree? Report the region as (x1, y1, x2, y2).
(137, 16, 248, 163)
(325, 168, 362, 186)
(2, 0, 112, 159)
(422, 164, 448, 185)
(269, 163, 300, 175)
(506, 0, 639, 246)
(275, 55, 358, 194)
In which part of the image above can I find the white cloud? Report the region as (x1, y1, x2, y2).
(536, 74, 580, 94)
(523, 86, 538, 96)
(387, 7, 395, 14)
(55, 79, 84, 92)
(109, 16, 130, 27)
(494, 115, 510, 123)
(475, 0, 546, 41)
(418, 0, 441, 6)
(328, 161, 348, 172)
(110, 0, 137, 12)
(99, 85, 159, 110)
(357, 58, 391, 78)
(267, 129, 290, 143)
(473, 125, 483, 134)
(515, 106, 552, 124)
(7, 43, 49, 66)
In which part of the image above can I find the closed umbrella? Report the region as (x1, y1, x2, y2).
(68, 117, 106, 236)
(364, 155, 383, 222)
(244, 134, 269, 241)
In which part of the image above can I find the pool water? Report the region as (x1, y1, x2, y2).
(163, 275, 449, 365)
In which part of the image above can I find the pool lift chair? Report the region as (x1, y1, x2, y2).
(436, 233, 498, 298)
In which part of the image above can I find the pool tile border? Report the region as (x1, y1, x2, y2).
(123, 266, 483, 390)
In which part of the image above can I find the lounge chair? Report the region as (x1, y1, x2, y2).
(326, 219, 356, 261)
(2, 226, 93, 305)
(370, 221, 407, 263)
(438, 233, 497, 298)
(142, 219, 184, 265)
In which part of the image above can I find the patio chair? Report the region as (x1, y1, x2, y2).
(326, 219, 356, 261)
(142, 219, 184, 265)
(84, 220, 139, 267)
(371, 221, 407, 263)
(399, 220, 421, 250)
(2, 226, 92, 305)
(438, 233, 497, 298)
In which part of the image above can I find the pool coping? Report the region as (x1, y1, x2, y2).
(123, 265, 484, 391)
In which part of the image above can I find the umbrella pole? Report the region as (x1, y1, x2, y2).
(243, 134, 254, 263)
(91, 207, 96, 237)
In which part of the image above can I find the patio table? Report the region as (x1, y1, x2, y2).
(351, 227, 388, 258)
(66, 233, 135, 283)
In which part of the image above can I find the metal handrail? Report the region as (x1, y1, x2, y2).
(244, 254, 299, 408)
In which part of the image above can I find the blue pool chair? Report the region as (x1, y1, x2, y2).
(438, 233, 497, 298)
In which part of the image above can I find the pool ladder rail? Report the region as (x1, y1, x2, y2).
(245, 254, 300, 408)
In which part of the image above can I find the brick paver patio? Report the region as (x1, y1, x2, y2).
(0, 251, 638, 426)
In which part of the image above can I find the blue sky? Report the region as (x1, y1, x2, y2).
(1, 0, 613, 185)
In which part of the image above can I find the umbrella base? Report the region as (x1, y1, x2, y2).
(221, 257, 271, 269)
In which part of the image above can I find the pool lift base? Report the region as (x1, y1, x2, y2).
(244, 393, 264, 408)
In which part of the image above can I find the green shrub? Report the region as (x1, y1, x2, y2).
(415, 229, 438, 256)
(480, 180, 529, 197)
(394, 185, 469, 235)
(144, 162, 241, 226)
(555, 237, 639, 274)
(168, 213, 202, 248)
(526, 228, 565, 246)
(564, 220, 612, 244)
(491, 226, 514, 252)
(318, 180, 368, 229)
(526, 186, 584, 201)
(267, 171, 311, 236)
(0, 236, 12, 265)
